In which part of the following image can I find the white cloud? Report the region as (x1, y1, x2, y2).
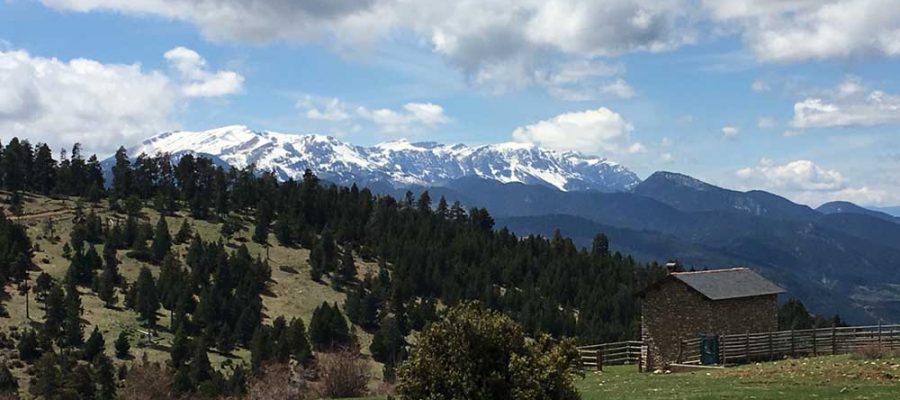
(164, 47, 243, 97)
(538, 60, 636, 100)
(721, 126, 739, 139)
(0, 49, 174, 152)
(511, 107, 642, 155)
(41, 0, 696, 95)
(756, 116, 777, 129)
(298, 96, 353, 122)
(703, 0, 900, 63)
(297, 96, 450, 135)
(734, 158, 894, 206)
(791, 77, 900, 128)
(0, 47, 241, 154)
(357, 102, 450, 133)
(751, 79, 770, 92)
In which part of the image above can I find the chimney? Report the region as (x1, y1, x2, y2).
(665, 260, 683, 274)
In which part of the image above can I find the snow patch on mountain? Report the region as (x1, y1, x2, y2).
(128, 126, 641, 192)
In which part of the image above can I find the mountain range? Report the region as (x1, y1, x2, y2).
(119, 126, 900, 324)
(128, 125, 640, 192)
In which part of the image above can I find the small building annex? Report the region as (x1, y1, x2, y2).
(639, 267, 785, 371)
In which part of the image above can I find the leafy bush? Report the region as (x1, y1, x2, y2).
(397, 302, 582, 400)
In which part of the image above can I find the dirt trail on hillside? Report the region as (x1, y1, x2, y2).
(12, 208, 74, 221)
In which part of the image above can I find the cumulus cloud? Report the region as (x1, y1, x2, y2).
(41, 0, 696, 95)
(721, 126, 739, 139)
(164, 47, 243, 97)
(791, 77, 900, 128)
(703, 0, 900, 62)
(735, 158, 893, 205)
(757, 116, 777, 129)
(358, 102, 450, 133)
(297, 96, 450, 135)
(538, 60, 635, 100)
(511, 107, 643, 155)
(0, 46, 241, 153)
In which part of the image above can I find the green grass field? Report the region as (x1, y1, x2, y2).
(578, 355, 900, 399)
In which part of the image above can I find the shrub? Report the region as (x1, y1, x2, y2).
(247, 363, 311, 400)
(120, 360, 176, 400)
(397, 302, 582, 400)
(316, 350, 369, 399)
(852, 343, 897, 359)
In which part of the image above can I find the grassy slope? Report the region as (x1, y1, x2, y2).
(1, 193, 383, 395)
(579, 355, 900, 399)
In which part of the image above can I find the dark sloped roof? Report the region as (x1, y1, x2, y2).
(671, 268, 785, 300)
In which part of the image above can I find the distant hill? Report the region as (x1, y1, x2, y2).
(402, 177, 900, 324)
(818, 201, 900, 223)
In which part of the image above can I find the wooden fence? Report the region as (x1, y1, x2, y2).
(677, 323, 900, 366)
(577, 340, 642, 371)
(578, 323, 900, 371)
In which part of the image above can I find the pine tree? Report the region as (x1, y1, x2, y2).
(338, 247, 357, 284)
(43, 283, 66, 340)
(134, 267, 160, 328)
(287, 317, 313, 365)
(189, 338, 212, 385)
(174, 219, 192, 244)
(17, 328, 41, 362)
(592, 233, 610, 257)
(62, 283, 84, 347)
(92, 353, 117, 400)
(114, 331, 130, 359)
(249, 326, 271, 372)
(151, 215, 171, 263)
(170, 328, 190, 368)
(309, 302, 351, 351)
(0, 363, 17, 394)
(370, 315, 408, 379)
(82, 326, 105, 361)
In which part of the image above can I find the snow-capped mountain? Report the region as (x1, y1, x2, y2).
(126, 125, 640, 192)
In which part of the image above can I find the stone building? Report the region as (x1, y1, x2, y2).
(639, 268, 784, 371)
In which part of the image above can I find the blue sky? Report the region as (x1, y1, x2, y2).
(2, 0, 900, 207)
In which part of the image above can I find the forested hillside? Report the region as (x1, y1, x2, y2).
(0, 137, 665, 398)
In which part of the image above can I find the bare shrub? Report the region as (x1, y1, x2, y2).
(316, 350, 369, 398)
(247, 363, 311, 400)
(852, 343, 897, 359)
(120, 360, 179, 400)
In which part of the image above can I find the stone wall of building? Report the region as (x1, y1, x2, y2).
(640, 279, 778, 371)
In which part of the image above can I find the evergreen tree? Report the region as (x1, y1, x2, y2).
(34, 272, 54, 302)
(114, 331, 130, 359)
(189, 338, 212, 385)
(174, 218, 192, 244)
(92, 354, 117, 400)
(82, 326, 105, 361)
(134, 267, 160, 328)
(592, 233, 610, 257)
(309, 302, 351, 351)
(43, 283, 66, 340)
(17, 328, 41, 362)
(151, 215, 171, 263)
(370, 315, 408, 372)
(249, 326, 271, 372)
(170, 328, 191, 368)
(62, 283, 84, 347)
(287, 317, 313, 365)
(338, 247, 357, 284)
(0, 363, 17, 394)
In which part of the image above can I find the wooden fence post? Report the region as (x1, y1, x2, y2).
(768, 331, 774, 361)
(596, 350, 603, 372)
(812, 328, 818, 357)
(790, 329, 796, 358)
(832, 324, 837, 355)
(745, 332, 751, 362)
(721, 336, 727, 366)
(678, 340, 683, 364)
(878, 321, 883, 349)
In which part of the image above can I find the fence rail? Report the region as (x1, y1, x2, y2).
(578, 323, 900, 371)
(577, 340, 642, 370)
(677, 323, 900, 366)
